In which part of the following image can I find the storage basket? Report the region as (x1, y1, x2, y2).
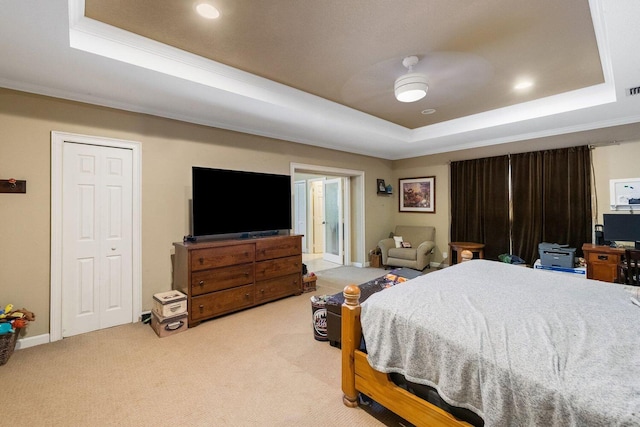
(0, 329, 20, 366)
(302, 275, 317, 293)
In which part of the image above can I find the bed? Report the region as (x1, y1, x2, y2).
(341, 259, 640, 427)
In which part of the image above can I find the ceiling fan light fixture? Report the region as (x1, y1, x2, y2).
(196, 3, 220, 19)
(395, 72, 428, 102)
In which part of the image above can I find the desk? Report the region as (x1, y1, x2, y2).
(449, 242, 485, 265)
(582, 244, 625, 283)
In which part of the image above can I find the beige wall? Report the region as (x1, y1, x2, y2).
(2, 87, 638, 339)
(0, 88, 393, 337)
(591, 142, 640, 223)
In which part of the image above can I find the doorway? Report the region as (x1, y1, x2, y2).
(50, 132, 142, 342)
(291, 163, 365, 268)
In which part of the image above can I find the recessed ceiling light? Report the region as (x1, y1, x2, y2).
(421, 109, 436, 115)
(196, 3, 220, 19)
(514, 80, 534, 90)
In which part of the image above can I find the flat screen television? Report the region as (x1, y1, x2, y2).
(191, 167, 292, 240)
(603, 214, 640, 248)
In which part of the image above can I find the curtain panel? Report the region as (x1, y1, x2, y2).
(511, 146, 592, 265)
(450, 155, 510, 261)
(451, 146, 592, 265)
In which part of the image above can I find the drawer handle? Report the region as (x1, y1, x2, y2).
(260, 289, 265, 294)
(598, 255, 609, 260)
(245, 293, 251, 299)
(198, 280, 205, 286)
(199, 257, 204, 264)
(244, 271, 250, 276)
(198, 304, 204, 312)
(165, 320, 184, 331)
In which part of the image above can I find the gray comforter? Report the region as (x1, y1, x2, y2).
(361, 260, 640, 427)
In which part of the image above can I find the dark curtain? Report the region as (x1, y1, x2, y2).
(511, 146, 592, 265)
(510, 152, 544, 264)
(450, 156, 510, 261)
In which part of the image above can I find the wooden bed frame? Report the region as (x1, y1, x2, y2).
(340, 284, 472, 427)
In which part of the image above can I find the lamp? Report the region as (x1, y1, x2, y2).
(394, 56, 428, 103)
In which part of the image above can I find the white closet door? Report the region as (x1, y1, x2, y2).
(61, 143, 133, 337)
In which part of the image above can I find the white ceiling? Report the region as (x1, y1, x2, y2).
(1, 0, 640, 160)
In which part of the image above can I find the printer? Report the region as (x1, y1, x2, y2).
(538, 242, 576, 268)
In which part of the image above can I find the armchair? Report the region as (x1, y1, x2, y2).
(378, 225, 436, 270)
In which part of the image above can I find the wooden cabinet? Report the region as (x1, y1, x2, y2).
(582, 243, 625, 283)
(173, 235, 302, 327)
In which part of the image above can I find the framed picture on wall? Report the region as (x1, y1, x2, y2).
(399, 176, 435, 213)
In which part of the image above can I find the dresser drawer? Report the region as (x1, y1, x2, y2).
(255, 273, 301, 303)
(190, 244, 254, 271)
(190, 264, 254, 296)
(587, 252, 621, 264)
(190, 284, 255, 321)
(255, 237, 302, 261)
(255, 255, 302, 281)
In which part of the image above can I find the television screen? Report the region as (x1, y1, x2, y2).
(603, 214, 640, 243)
(192, 167, 292, 238)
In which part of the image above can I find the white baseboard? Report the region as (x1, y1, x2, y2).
(15, 333, 50, 350)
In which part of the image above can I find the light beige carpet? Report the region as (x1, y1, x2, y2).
(312, 266, 389, 294)
(2, 269, 412, 426)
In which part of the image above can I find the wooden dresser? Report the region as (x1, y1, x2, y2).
(173, 235, 302, 327)
(582, 243, 625, 283)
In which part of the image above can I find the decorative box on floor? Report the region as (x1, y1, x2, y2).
(150, 311, 188, 338)
(152, 290, 187, 317)
(302, 274, 317, 293)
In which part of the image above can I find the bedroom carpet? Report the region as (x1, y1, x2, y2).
(312, 266, 389, 294)
(1, 268, 413, 426)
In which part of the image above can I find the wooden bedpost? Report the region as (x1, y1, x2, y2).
(341, 284, 362, 408)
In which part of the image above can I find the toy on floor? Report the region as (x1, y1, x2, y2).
(0, 303, 13, 319)
(0, 305, 35, 335)
(0, 323, 14, 335)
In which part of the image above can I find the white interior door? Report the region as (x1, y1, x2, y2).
(323, 178, 344, 264)
(311, 180, 324, 254)
(294, 180, 307, 252)
(61, 142, 133, 337)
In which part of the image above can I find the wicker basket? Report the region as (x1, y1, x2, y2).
(0, 329, 20, 366)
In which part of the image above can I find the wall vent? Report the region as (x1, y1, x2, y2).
(628, 86, 640, 96)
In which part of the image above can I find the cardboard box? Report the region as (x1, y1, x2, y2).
(150, 311, 188, 338)
(533, 259, 586, 277)
(152, 290, 187, 317)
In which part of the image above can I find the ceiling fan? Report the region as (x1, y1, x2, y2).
(394, 56, 429, 103)
(340, 52, 493, 110)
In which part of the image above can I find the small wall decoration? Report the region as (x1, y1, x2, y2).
(399, 176, 435, 213)
(610, 178, 640, 210)
(0, 178, 26, 194)
(377, 179, 386, 193)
